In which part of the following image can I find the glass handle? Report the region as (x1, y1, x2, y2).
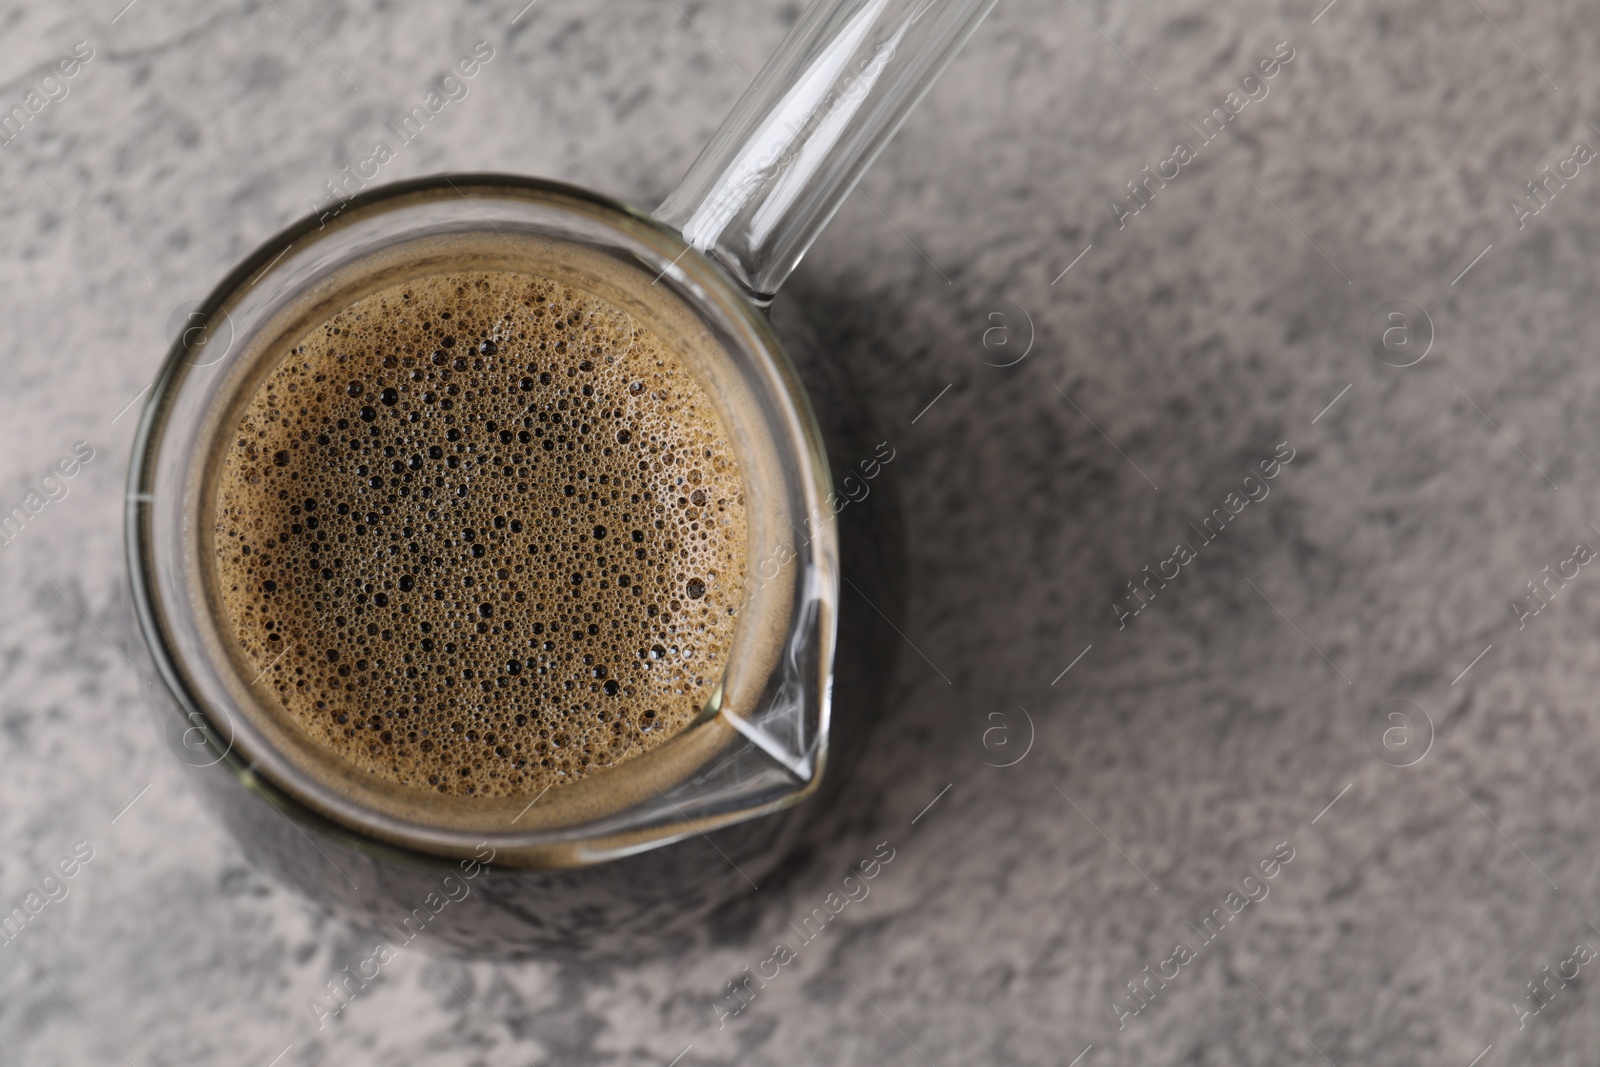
(653, 0, 996, 300)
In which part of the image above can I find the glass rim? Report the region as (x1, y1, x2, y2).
(125, 172, 839, 869)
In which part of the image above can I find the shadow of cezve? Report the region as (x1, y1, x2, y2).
(172, 288, 909, 962)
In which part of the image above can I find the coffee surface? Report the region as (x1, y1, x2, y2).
(212, 270, 746, 799)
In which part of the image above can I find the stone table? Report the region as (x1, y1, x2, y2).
(1, 0, 1597, 1063)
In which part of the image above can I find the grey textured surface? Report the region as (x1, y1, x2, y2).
(2, 0, 1599, 1063)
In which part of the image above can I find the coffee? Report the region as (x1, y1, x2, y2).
(210, 268, 747, 802)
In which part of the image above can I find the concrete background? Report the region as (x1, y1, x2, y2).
(2, 0, 1599, 1063)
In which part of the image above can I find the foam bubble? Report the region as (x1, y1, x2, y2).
(212, 270, 746, 799)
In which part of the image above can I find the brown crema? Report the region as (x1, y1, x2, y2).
(211, 269, 747, 801)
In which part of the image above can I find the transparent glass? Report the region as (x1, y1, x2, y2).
(656, 0, 996, 297)
(126, 0, 992, 877)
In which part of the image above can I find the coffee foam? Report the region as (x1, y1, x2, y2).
(211, 269, 747, 801)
